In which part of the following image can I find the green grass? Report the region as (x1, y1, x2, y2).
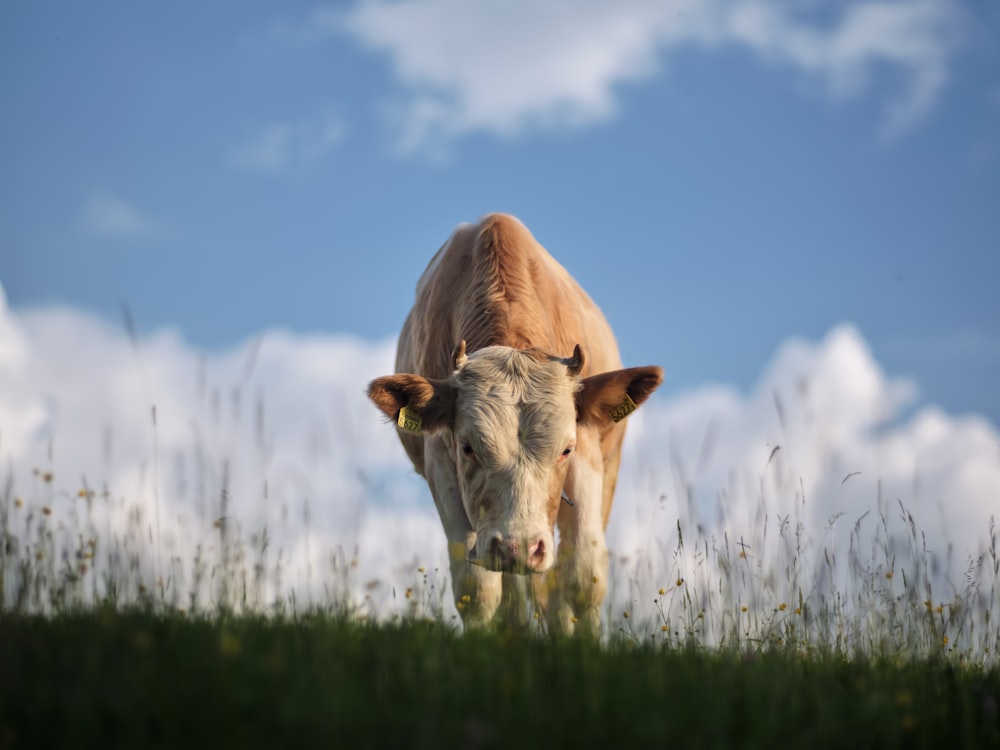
(1, 612, 997, 748)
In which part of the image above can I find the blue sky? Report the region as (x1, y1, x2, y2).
(2, 0, 999, 423)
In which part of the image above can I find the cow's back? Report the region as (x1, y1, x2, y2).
(397, 213, 621, 379)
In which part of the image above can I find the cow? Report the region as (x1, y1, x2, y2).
(367, 214, 662, 633)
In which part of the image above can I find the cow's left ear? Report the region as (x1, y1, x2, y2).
(576, 366, 663, 427)
(367, 374, 455, 434)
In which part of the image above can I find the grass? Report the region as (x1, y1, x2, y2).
(2, 612, 998, 748)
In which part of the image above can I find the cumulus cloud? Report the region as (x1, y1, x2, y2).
(332, 0, 964, 148)
(230, 110, 349, 174)
(80, 193, 152, 239)
(1, 285, 997, 624)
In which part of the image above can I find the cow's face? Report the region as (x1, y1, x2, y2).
(368, 343, 662, 575)
(447, 347, 578, 573)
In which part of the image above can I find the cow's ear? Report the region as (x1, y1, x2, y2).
(576, 366, 663, 427)
(367, 374, 455, 434)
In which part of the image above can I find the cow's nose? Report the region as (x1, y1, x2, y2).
(485, 533, 546, 573)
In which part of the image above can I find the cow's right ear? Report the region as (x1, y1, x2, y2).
(367, 374, 455, 434)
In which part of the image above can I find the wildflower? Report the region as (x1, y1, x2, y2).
(41, 506, 52, 516)
(778, 603, 787, 612)
(794, 607, 802, 615)
(741, 606, 748, 613)
(571, 617, 578, 625)
(417, 566, 425, 574)
(533, 612, 539, 620)
(658, 588, 666, 596)
(405, 588, 413, 599)
(935, 605, 944, 614)
(676, 578, 684, 587)
(942, 636, 949, 646)
(14, 498, 24, 509)
(661, 625, 668, 632)
(591, 576, 599, 584)
(738, 549, 747, 559)
(456, 601, 465, 611)
(697, 611, 705, 619)
(42, 471, 53, 483)
(623, 611, 630, 619)
(885, 571, 893, 579)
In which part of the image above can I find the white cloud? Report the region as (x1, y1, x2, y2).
(1, 285, 997, 628)
(333, 0, 964, 149)
(231, 110, 348, 174)
(80, 193, 152, 239)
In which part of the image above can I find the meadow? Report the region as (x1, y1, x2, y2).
(1, 457, 998, 748)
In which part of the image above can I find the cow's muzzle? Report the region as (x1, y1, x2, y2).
(466, 531, 549, 574)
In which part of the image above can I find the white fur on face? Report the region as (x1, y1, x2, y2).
(450, 347, 578, 572)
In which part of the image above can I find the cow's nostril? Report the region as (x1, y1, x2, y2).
(527, 538, 545, 569)
(487, 534, 505, 565)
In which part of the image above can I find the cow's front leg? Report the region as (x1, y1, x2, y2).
(424, 437, 503, 627)
(548, 455, 609, 636)
(549, 521, 608, 636)
(447, 536, 503, 626)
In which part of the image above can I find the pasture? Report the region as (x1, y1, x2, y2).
(2, 612, 998, 748)
(1, 462, 998, 748)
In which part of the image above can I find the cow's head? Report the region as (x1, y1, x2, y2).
(368, 342, 662, 574)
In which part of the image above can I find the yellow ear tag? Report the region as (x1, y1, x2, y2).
(397, 405, 423, 434)
(609, 394, 637, 423)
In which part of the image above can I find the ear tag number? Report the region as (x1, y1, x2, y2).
(397, 406, 423, 434)
(610, 394, 637, 423)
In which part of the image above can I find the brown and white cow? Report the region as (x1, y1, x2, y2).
(368, 214, 662, 633)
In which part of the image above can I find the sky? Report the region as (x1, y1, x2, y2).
(1, 1, 999, 620)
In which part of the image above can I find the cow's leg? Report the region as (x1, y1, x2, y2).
(548, 442, 609, 636)
(424, 437, 502, 625)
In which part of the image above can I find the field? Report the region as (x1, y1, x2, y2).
(2, 466, 999, 749)
(1, 612, 998, 748)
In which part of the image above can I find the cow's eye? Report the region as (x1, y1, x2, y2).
(558, 446, 573, 463)
(461, 442, 475, 459)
